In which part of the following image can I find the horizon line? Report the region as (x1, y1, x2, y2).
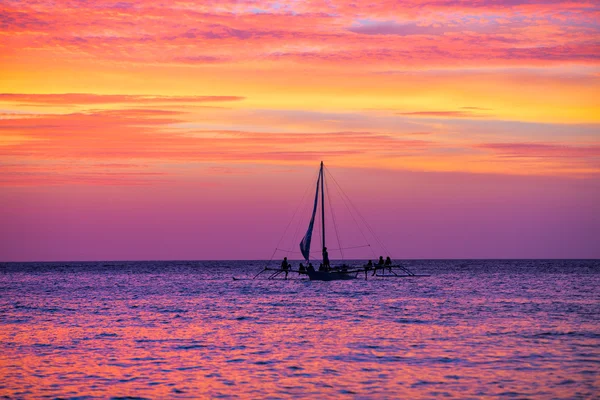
(1, 258, 598, 264)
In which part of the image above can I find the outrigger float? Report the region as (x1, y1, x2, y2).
(251, 263, 424, 281)
(243, 161, 429, 281)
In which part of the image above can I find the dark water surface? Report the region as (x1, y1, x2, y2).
(1, 260, 599, 399)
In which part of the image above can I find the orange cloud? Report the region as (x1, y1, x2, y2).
(2, 102, 598, 186)
(0, 94, 245, 105)
(397, 110, 492, 118)
(477, 143, 600, 158)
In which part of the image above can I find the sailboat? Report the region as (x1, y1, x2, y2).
(244, 161, 427, 281)
(299, 161, 358, 281)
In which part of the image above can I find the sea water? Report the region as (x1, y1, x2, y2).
(0, 260, 598, 398)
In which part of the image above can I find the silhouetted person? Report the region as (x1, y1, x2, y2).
(385, 256, 392, 266)
(319, 263, 325, 272)
(299, 263, 306, 274)
(281, 257, 290, 279)
(378, 256, 384, 266)
(307, 263, 315, 272)
(322, 247, 330, 270)
(364, 260, 373, 280)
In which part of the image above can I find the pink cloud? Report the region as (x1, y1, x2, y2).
(478, 142, 600, 158)
(2, 0, 598, 66)
(0, 108, 439, 186)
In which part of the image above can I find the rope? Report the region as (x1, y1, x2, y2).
(325, 166, 391, 257)
(330, 244, 371, 251)
(325, 166, 378, 260)
(325, 173, 344, 260)
(275, 248, 303, 254)
(276, 244, 370, 254)
(267, 167, 320, 268)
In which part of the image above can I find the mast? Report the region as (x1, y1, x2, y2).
(320, 161, 325, 252)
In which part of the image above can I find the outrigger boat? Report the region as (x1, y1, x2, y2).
(248, 162, 428, 281)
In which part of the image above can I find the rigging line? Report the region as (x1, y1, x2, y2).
(353, 200, 392, 258)
(325, 168, 393, 258)
(272, 167, 320, 265)
(352, 199, 392, 258)
(264, 247, 279, 270)
(275, 248, 304, 254)
(329, 244, 371, 251)
(325, 169, 344, 260)
(316, 198, 322, 259)
(325, 166, 378, 260)
(327, 168, 376, 260)
(315, 169, 322, 260)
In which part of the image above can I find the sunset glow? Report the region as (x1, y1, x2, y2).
(1, 1, 599, 260)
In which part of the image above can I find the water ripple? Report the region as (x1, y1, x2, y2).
(0, 260, 598, 398)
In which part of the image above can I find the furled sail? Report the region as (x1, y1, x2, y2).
(299, 172, 321, 261)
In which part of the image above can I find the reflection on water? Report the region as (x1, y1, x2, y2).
(1, 260, 599, 398)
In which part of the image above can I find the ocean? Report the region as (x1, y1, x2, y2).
(1, 260, 598, 399)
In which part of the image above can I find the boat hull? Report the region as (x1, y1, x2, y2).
(306, 270, 358, 281)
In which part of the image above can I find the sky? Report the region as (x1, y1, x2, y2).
(1, 0, 599, 261)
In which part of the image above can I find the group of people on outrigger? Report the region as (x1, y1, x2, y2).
(279, 247, 394, 277)
(367, 256, 393, 269)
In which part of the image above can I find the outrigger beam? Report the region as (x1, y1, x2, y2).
(253, 267, 268, 279)
(250, 264, 423, 280)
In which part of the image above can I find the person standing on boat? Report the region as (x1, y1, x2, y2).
(322, 247, 330, 270)
(281, 257, 291, 279)
(364, 260, 373, 280)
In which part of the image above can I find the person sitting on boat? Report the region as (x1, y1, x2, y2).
(385, 256, 393, 272)
(298, 263, 306, 274)
(307, 263, 315, 272)
(322, 247, 330, 270)
(378, 256, 385, 266)
(365, 260, 373, 270)
(318, 263, 326, 272)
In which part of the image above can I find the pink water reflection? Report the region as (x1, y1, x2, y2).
(1, 260, 598, 398)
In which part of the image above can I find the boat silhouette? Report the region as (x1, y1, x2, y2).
(247, 161, 428, 281)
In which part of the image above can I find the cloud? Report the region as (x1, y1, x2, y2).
(2, 103, 599, 186)
(0, 93, 245, 106)
(0, 108, 440, 185)
(0, 167, 170, 186)
(173, 55, 230, 64)
(477, 142, 600, 158)
(348, 21, 455, 36)
(0, 10, 50, 30)
(397, 110, 492, 118)
(3, 0, 598, 67)
(461, 106, 492, 111)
